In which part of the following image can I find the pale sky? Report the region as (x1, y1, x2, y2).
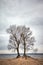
(0, 0, 43, 53)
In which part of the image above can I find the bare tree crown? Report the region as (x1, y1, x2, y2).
(6, 25, 37, 56)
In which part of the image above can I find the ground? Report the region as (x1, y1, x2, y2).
(0, 57, 43, 65)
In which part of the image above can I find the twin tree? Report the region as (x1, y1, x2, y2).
(7, 25, 37, 58)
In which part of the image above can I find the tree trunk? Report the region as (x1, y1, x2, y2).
(23, 39, 26, 57)
(17, 44, 20, 58)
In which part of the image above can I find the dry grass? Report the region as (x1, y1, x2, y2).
(0, 57, 43, 65)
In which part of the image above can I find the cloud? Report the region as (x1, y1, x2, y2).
(0, 34, 9, 50)
(0, 0, 43, 28)
(0, 50, 16, 54)
(0, 0, 43, 53)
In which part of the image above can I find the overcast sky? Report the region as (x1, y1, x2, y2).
(0, 0, 43, 53)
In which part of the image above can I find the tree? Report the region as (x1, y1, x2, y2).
(19, 26, 36, 56)
(6, 25, 36, 57)
(6, 25, 21, 58)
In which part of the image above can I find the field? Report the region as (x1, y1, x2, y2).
(0, 57, 43, 65)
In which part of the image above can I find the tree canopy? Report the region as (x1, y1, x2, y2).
(6, 25, 37, 57)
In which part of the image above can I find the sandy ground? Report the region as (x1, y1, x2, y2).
(0, 57, 43, 65)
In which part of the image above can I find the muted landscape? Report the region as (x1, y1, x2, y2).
(0, 0, 43, 65)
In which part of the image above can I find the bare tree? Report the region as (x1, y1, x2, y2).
(19, 26, 36, 56)
(6, 25, 36, 57)
(6, 25, 21, 58)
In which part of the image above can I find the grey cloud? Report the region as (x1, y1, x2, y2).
(0, 36, 7, 43)
(0, 0, 43, 31)
(0, 0, 43, 52)
(0, 0, 43, 22)
(0, 45, 7, 50)
(29, 17, 43, 25)
(0, 22, 7, 31)
(0, 0, 43, 16)
(0, 35, 9, 50)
